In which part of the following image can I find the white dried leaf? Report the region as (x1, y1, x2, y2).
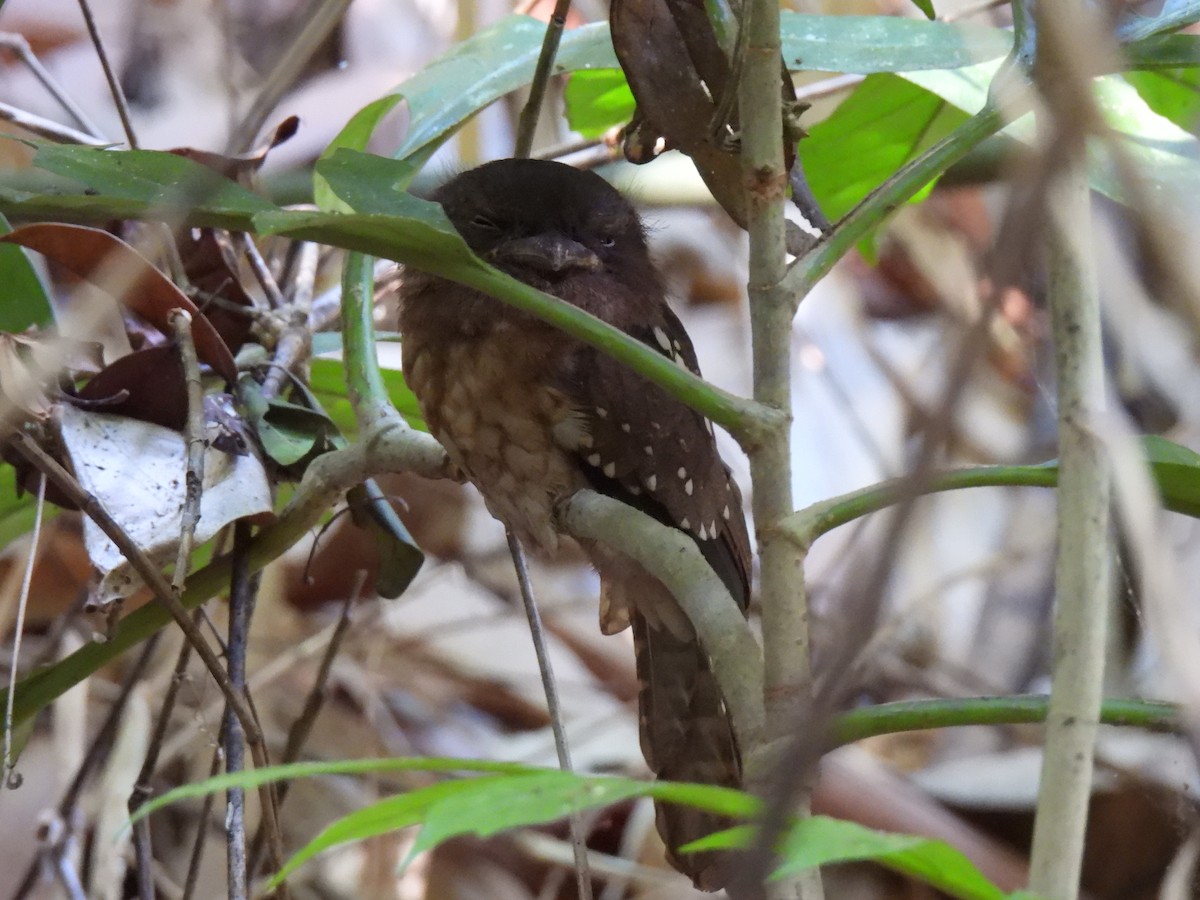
(57, 404, 272, 606)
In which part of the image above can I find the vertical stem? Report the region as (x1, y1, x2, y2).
(1027, 9, 1110, 895)
(736, 0, 820, 895)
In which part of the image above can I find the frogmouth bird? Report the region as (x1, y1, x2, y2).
(399, 158, 751, 891)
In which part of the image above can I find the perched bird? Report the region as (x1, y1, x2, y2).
(399, 158, 751, 891)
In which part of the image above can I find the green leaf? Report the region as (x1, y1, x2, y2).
(565, 70, 635, 139)
(28, 144, 276, 219)
(269, 778, 506, 886)
(241, 377, 338, 467)
(802, 74, 967, 223)
(0, 464, 57, 547)
(1124, 68, 1200, 131)
(0, 213, 52, 331)
(315, 94, 409, 210)
(346, 480, 424, 598)
(411, 771, 653, 854)
(692, 816, 1005, 900)
(1142, 434, 1200, 517)
(909, 0, 935, 20)
(308, 358, 424, 436)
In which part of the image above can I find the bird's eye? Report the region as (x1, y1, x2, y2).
(471, 214, 501, 231)
(598, 235, 616, 248)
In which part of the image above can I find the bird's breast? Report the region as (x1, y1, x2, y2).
(403, 328, 584, 554)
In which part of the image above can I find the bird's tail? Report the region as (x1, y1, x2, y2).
(631, 610, 742, 892)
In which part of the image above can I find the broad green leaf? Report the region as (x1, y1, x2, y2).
(1124, 68, 1200, 131)
(345, 480, 424, 598)
(692, 816, 1005, 900)
(27, 144, 276, 219)
(564, 70, 635, 140)
(0, 213, 52, 331)
(315, 94, 408, 210)
(308, 357, 424, 435)
(801, 74, 967, 223)
(779, 14, 1007, 73)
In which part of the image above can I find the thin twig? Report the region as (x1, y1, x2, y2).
(12, 633, 162, 900)
(170, 309, 207, 594)
(514, 0, 573, 158)
(241, 233, 288, 310)
(130, 616, 202, 900)
(507, 530, 593, 900)
(3, 472, 45, 788)
(0, 32, 104, 136)
(1026, 3, 1112, 896)
(226, 0, 353, 152)
(6, 433, 275, 815)
(74, 0, 139, 148)
(182, 745, 224, 900)
(248, 577, 361, 873)
(0, 100, 109, 145)
(261, 241, 318, 400)
(224, 521, 255, 900)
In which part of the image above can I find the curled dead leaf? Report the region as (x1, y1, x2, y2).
(0, 224, 238, 384)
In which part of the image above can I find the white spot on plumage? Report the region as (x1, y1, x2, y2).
(646, 474, 657, 491)
(603, 461, 616, 478)
(722, 504, 731, 520)
(644, 445, 653, 455)
(653, 326, 672, 353)
(621, 422, 631, 432)
(684, 479, 694, 495)
(595, 407, 608, 418)
(679, 517, 691, 531)
(629, 484, 641, 495)
(677, 467, 687, 480)
(587, 453, 601, 466)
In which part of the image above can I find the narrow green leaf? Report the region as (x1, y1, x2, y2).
(0, 213, 53, 331)
(411, 771, 653, 854)
(909, 0, 935, 20)
(269, 778, 503, 886)
(692, 816, 1005, 900)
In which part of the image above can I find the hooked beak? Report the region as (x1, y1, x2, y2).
(489, 234, 602, 275)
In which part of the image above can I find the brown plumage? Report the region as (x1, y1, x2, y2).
(399, 158, 751, 891)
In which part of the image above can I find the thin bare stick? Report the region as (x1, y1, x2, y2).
(248, 579, 361, 873)
(241, 233, 287, 310)
(6, 433, 269, 798)
(226, 0, 352, 152)
(3, 472, 45, 788)
(74, 0, 139, 149)
(170, 309, 206, 594)
(261, 241, 318, 400)
(514, 0, 573, 159)
(0, 100, 108, 145)
(12, 633, 162, 900)
(182, 745, 223, 900)
(130, 617, 201, 900)
(224, 519, 270, 897)
(506, 530, 593, 900)
(0, 33, 104, 136)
